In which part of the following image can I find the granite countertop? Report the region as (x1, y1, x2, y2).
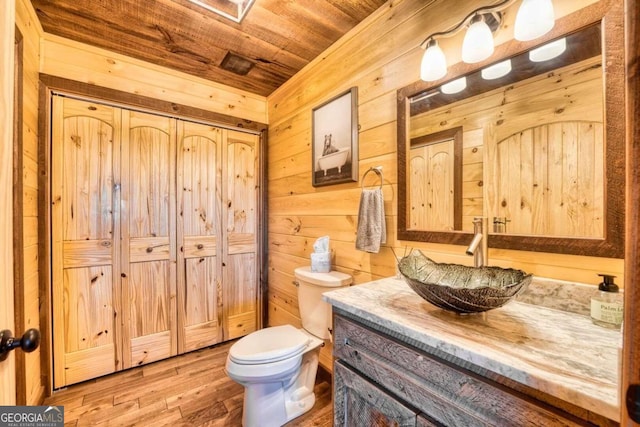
(323, 277, 621, 422)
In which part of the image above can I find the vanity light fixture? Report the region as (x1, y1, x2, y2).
(441, 77, 467, 94)
(419, 0, 555, 82)
(461, 15, 495, 63)
(421, 39, 448, 81)
(529, 37, 567, 62)
(481, 59, 512, 79)
(514, 0, 555, 41)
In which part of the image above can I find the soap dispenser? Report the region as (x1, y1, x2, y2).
(590, 274, 623, 329)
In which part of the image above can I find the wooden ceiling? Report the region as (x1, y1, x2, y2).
(30, 0, 387, 96)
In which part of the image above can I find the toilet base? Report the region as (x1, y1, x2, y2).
(233, 340, 322, 427)
(241, 383, 317, 427)
(242, 382, 288, 427)
(285, 389, 316, 422)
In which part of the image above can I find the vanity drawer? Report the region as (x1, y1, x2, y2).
(334, 361, 419, 427)
(333, 314, 589, 427)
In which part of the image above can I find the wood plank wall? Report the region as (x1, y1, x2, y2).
(40, 34, 268, 125)
(266, 0, 624, 370)
(15, 0, 43, 405)
(11, 0, 268, 400)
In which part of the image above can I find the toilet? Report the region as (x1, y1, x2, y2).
(225, 267, 352, 427)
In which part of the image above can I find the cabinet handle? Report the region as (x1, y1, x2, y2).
(197, 244, 204, 250)
(146, 247, 153, 253)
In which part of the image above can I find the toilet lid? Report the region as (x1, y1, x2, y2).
(228, 325, 311, 365)
(294, 266, 352, 287)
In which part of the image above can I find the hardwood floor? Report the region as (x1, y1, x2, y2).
(44, 341, 333, 426)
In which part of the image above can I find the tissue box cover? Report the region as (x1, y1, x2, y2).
(310, 252, 331, 273)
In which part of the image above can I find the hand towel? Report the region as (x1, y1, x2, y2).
(355, 188, 386, 253)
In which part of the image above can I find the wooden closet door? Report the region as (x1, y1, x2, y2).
(408, 140, 454, 231)
(51, 96, 122, 387)
(176, 121, 223, 353)
(223, 130, 259, 340)
(120, 110, 177, 368)
(487, 121, 604, 237)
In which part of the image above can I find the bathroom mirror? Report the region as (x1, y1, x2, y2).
(397, 5, 624, 258)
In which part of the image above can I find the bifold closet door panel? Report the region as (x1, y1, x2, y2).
(223, 130, 259, 340)
(120, 110, 177, 369)
(408, 140, 455, 231)
(51, 96, 122, 388)
(176, 121, 223, 353)
(51, 95, 262, 383)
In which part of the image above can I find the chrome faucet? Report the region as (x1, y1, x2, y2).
(466, 217, 489, 267)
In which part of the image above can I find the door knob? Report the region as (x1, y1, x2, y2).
(627, 384, 640, 422)
(0, 329, 40, 361)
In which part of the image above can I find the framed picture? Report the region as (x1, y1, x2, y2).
(312, 87, 359, 187)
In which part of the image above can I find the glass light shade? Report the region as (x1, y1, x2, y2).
(421, 40, 447, 81)
(461, 19, 495, 63)
(481, 59, 512, 80)
(529, 38, 566, 62)
(514, 0, 555, 41)
(441, 77, 467, 94)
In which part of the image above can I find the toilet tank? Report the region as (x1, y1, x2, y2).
(294, 267, 352, 340)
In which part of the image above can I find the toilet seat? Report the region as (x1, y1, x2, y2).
(229, 325, 311, 365)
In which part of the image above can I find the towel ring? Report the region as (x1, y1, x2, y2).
(361, 167, 383, 189)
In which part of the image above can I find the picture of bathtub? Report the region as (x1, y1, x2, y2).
(317, 147, 350, 176)
(311, 87, 359, 187)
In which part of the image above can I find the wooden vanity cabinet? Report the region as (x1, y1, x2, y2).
(333, 311, 607, 427)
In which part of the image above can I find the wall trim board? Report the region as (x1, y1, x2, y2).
(39, 74, 267, 133)
(37, 77, 52, 396)
(259, 129, 269, 330)
(13, 24, 27, 406)
(622, 0, 640, 422)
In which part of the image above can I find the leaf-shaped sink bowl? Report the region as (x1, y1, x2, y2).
(398, 250, 532, 314)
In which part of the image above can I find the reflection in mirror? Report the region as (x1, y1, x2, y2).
(409, 127, 462, 231)
(409, 24, 602, 236)
(397, 7, 625, 258)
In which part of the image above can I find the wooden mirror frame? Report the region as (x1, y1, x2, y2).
(397, 0, 624, 258)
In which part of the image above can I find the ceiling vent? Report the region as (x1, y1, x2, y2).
(186, 0, 256, 23)
(220, 51, 255, 76)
